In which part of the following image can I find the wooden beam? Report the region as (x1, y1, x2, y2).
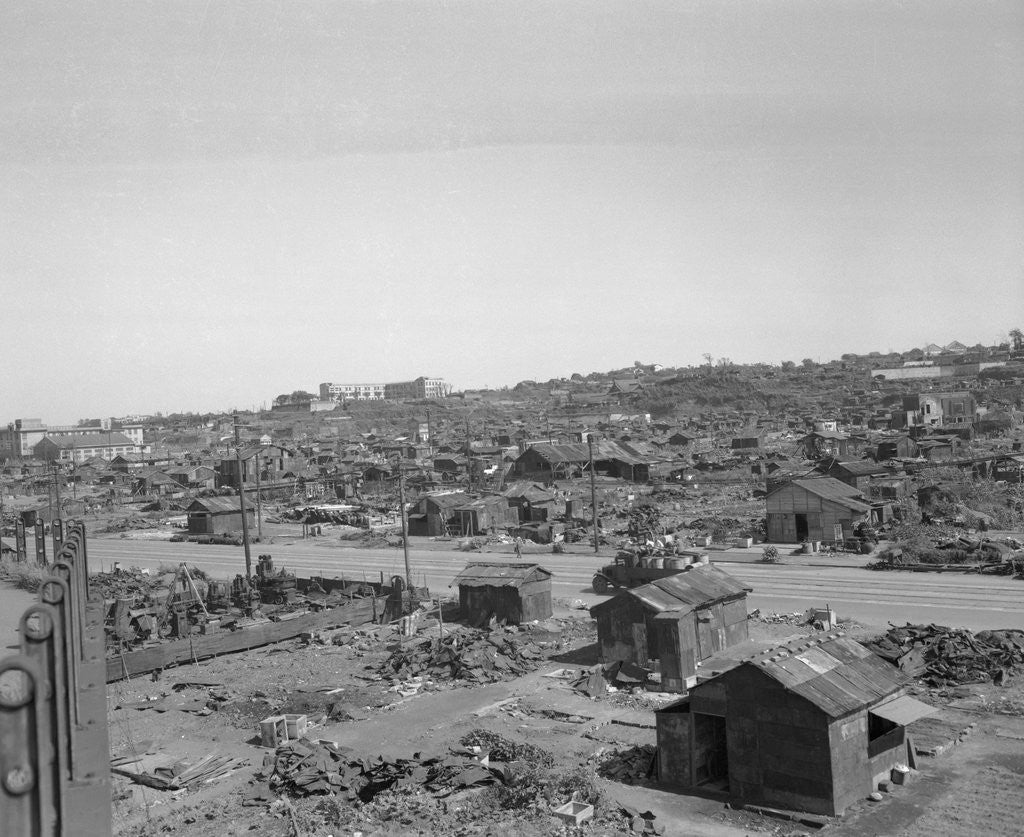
(105, 596, 386, 682)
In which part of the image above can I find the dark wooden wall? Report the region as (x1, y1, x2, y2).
(692, 666, 837, 815)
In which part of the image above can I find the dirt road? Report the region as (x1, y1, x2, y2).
(85, 537, 1024, 631)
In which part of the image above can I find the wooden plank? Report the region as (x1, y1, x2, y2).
(106, 596, 386, 682)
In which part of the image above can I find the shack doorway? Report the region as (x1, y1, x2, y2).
(692, 713, 728, 790)
(794, 513, 809, 541)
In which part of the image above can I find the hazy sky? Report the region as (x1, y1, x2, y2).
(2, 1, 1022, 422)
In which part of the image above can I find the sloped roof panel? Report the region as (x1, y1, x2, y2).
(736, 634, 907, 719)
(452, 562, 551, 588)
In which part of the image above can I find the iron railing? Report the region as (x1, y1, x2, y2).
(0, 522, 111, 836)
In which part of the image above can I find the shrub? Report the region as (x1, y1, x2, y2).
(0, 557, 47, 592)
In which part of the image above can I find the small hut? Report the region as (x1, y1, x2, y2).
(452, 562, 552, 626)
(186, 497, 254, 535)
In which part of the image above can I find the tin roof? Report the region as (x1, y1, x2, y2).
(524, 441, 664, 467)
(452, 562, 551, 588)
(186, 497, 250, 514)
(591, 564, 750, 617)
(828, 460, 889, 476)
(774, 477, 873, 514)
(740, 632, 907, 718)
(39, 433, 134, 449)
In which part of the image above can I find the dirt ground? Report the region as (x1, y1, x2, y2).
(102, 600, 1024, 837)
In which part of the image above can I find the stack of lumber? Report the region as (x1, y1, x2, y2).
(866, 624, 1024, 686)
(112, 753, 246, 790)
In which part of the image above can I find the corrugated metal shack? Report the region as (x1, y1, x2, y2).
(655, 632, 936, 815)
(186, 497, 255, 535)
(452, 562, 552, 626)
(765, 477, 872, 543)
(406, 492, 469, 536)
(454, 496, 518, 536)
(590, 565, 751, 692)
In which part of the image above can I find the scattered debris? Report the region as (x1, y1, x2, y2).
(460, 729, 555, 766)
(866, 624, 1024, 686)
(373, 625, 545, 685)
(266, 738, 501, 800)
(593, 744, 657, 784)
(112, 754, 247, 790)
(618, 803, 665, 834)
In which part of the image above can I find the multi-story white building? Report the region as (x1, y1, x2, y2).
(319, 382, 387, 401)
(33, 432, 145, 463)
(0, 418, 146, 460)
(384, 377, 451, 400)
(319, 377, 450, 402)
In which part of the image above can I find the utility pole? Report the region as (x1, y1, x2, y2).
(46, 462, 55, 526)
(254, 452, 263, 541)
(588, 434, 599, 554)
(395, 461, 413, 594)
(465, 419, 473, 494)
(53, 461, 63, 519)
(233, 415, 253, 603)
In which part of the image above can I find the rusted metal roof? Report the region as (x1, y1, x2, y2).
(592, 565, 750, 617)
(828, 460, 889, 476)
(186, 497, 249, 514)
(452, 562, 551, 588)
(777, 477, 873, 514)
(745, 633, 907, 718)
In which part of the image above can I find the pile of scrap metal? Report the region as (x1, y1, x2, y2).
(106, 563, 212, 644)
(866, 623, 1024, 686)
(626, 504, 664, 542)
(263, 738, 499, 800)
(869, 537, 1021, 572)
(281, 506, 369, 526)
(594, 744, 658, 785)
(253, 554, 297, 604)
(572, 660, 650, 698)
(104, 556, 366, 649)
(374, 626, 545, 685)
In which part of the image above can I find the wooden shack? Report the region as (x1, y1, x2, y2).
(655, 633, 935, 815)
(186, 497, 255, 535)
(590, 565, 751, 692)
(452, 562, 552, 626)
(406, 492, 469, 536)
(765, 477, 872, 543)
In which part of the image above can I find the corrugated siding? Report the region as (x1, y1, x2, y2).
(656, 705, 693, 786)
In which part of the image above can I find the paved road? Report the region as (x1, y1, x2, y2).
(83, 537, 1024, 632)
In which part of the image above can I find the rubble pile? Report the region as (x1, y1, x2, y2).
(593, 745, 658, 785)
(459, 729, 554, 765)
(374, 627, 545, 685)
(103, 515, 159, 533)
(266, 738, 499, 800)
(572, 660, 650, 698)
(92, 567, 205, 601)
(748, 608, 812, 626)
(283, 506, 368, 526)
(866, 624, 1024, 686)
